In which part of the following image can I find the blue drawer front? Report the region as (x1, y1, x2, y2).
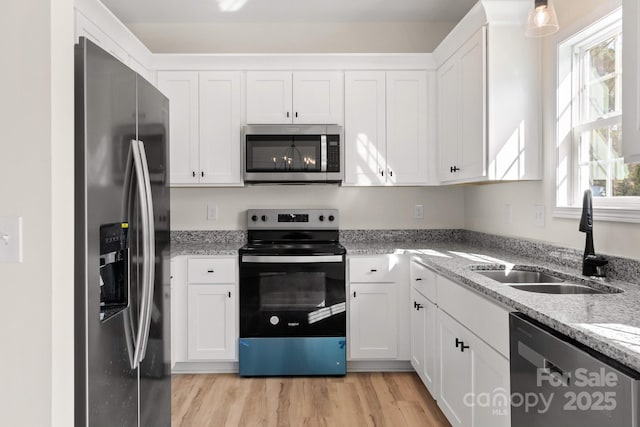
(239, 337, 347, 376)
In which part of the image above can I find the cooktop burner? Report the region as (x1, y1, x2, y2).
(242, 209, 344, 256)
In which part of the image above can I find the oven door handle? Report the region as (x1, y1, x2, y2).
(241, 255, 343, 263)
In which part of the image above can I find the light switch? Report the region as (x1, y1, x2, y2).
(414, 204, 424, 219)
(207, 205, 217, 221)
(0, 216, 23, 263)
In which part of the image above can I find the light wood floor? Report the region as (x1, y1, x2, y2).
(172, 372, 451, 427)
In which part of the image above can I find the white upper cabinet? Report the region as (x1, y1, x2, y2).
(199, 72, 242, 184)
(158, 71, 242, 186)
(246, 71, 343, 124)
(386, 71, 429, 184)
(434, 1, 541, 184)
(246, 71, 293, 124)
(158, 71, 200, 185)
(344, 71, 429, 186)
(344, 71, 387, 185)
(623, 0, 640, 162)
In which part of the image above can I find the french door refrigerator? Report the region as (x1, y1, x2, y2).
(74, 37, 171, 426)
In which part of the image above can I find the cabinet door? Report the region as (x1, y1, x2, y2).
(437, 310, 472, 427)
(469, 331, 511, 427)
(246, 71, 293, 124)
(344, 71, 386, 185)
(349, 283, 398, 359)
(199, 71, 242, 184)
(386, 71, 428, 184)
(293, 71, 343, 124)
(411, 288, 438, 397)
(187, 284, 237, 361)
(437, 56, 461, 182)
(458, 28, 487, 181)
(157, 71, 199, 185)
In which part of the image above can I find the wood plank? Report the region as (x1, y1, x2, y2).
(171, 372, 451, 427)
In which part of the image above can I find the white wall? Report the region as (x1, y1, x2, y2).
(171, 186, 465, 230)
(128, 21, 455, 53)
(0, 1, 74, 426)
(463, 0, 640, 259)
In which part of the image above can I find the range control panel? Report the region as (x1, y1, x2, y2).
(247, 209, 339, 229)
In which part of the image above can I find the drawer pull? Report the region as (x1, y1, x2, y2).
(455, 338, 470, 352)
(370, 269, 377, 272)
(416, 303, 424, 311)
(415, 278, 422, 281)
(207, 270, 215, 273)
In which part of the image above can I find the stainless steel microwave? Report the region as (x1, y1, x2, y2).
(243, 125, 343, 184)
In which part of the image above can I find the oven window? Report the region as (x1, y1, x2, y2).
(246, 135, 321, 172)
(259, 272, 326, 311)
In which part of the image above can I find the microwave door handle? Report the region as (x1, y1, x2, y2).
(136, 140, 156, 363)
(321, 135, 327, 172)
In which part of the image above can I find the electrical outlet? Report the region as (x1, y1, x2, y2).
(207, 205, 217, 221)
(504, 204, 512, 225)
(0, 216, 23, 263)
(534, 204, 545, 227)
(414, 204, 424, 219)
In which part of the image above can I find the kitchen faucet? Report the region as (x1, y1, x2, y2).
(579, 189, 608, 277)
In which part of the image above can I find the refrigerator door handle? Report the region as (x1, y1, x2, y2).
(122, 139, 153, 370)
(136, 139, 156, 363)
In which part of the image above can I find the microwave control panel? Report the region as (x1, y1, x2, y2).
(326, 135, 340, 172)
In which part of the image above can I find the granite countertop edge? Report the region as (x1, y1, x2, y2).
(172, 240, 640, 372)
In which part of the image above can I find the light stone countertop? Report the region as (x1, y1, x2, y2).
(345, 241, 640, 373)
(171, 238, 640, 372)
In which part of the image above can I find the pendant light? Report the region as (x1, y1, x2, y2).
(525, 0, 559, 37)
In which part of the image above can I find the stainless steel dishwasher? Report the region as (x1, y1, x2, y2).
(510, 313, 640, 426)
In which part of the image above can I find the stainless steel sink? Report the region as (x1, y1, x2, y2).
(476, 270, 565, 284)
(509, 283, 607, 294)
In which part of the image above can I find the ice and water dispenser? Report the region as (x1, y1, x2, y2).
(99, 223, 129, 321)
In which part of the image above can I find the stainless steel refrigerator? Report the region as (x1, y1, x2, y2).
(74, 38, 171, 426)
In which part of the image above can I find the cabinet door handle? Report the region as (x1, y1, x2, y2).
(228, 291, 231, 298)
(295, 112, 298, 118)
(455, 338, 469, 352)
(416, 303, 423, 311)
(389, 169, 393, 177)
(353, 291, 356, 298)
(201, 171, 204, 177)
(207, 270, 215, 273)
(415, 278, 422, 281)
(287, 112, 290, 118)
(381, 169, 384, 177)
(450, 166, 460, 173)
(192, 171, 196, 177)
(370, 269, 377, 272)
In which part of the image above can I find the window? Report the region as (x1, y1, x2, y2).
(556, 8, 640, 217)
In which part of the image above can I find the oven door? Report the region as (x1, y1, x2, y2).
(239, 255, 346, 338)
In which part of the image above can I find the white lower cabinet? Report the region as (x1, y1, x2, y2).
(349, 282, 398, 359)
(187, 284, 237, 360)
(410, 288, 438, 396)
(171, 256, 238, 366)
(437, 310, 510, 427)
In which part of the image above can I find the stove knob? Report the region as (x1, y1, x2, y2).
(328, 215, 335, 222)
(261, 215, 268, 222)
(251, 215, 258, 222)
(270, 316, 279, 326)
(319, 215, 325, 222)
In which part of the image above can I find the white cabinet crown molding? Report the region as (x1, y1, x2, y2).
(75, 0, 154, 70)
(151, 53, 435, 71)
(432, 0, 530, 66)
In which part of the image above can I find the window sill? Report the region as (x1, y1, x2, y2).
(553, 206, 640, 223)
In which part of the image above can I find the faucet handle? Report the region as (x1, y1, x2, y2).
(583, 254, 608, 278)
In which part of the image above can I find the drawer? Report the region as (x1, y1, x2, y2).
(187, 258, 236, 284)
(349, 256, 400, 283)
(437, 275, 511, 358)
(410, 258, 437, 303)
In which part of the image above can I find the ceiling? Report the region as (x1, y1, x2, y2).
(100, 0, 479, 24)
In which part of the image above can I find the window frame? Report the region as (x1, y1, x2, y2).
(553, 6, 640, 222)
